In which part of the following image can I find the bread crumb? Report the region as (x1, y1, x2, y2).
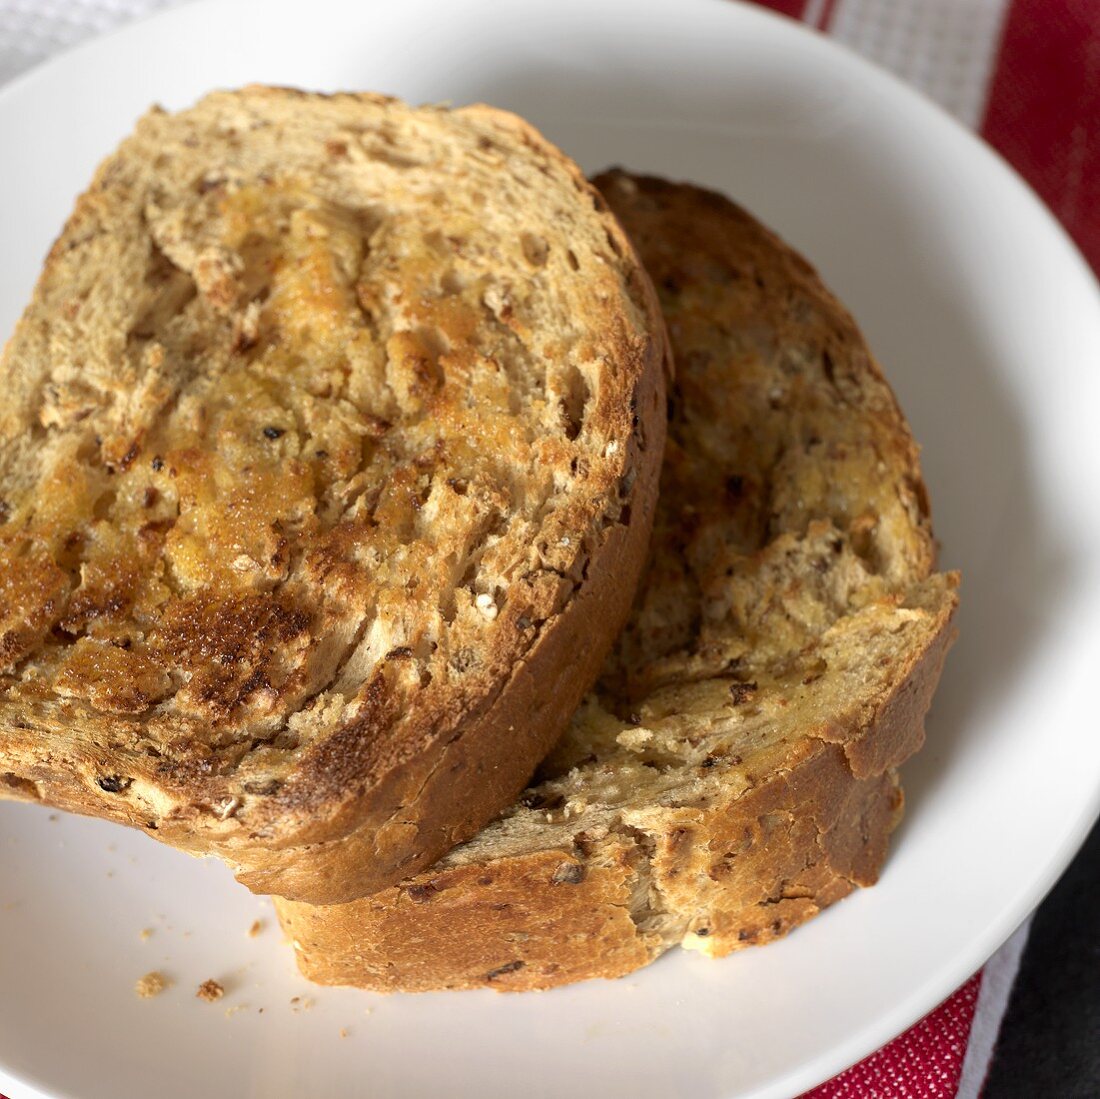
(135, 971, 169, 998)
(248, 919, 265, 938)
(139, 927, 154, 942)
(224, 1004, 247, 1018)
(339, 1028, 349, 1039)
(48, 814, 58, 822)
(196, 979, 225, 1002)
(616, 726, 653, 750)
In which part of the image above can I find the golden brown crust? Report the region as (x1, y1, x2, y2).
(0, 90, 667, 903)
(280, 843, 655, 992)
(274, 172, 959, 989)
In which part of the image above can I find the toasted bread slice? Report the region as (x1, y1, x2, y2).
(0, 92, 667, 903)
(275, 171, 959, 989)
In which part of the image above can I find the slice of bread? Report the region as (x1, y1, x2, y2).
(0, 91, 667, 904)
(275, 171, 959, 990)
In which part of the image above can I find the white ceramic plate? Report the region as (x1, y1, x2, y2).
(2, 2, 1099, 1097)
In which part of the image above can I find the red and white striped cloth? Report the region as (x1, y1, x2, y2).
(754, 0, 1100, 274)
(801, 923, 1032, 1098)
(0, 1, 1096, 1095)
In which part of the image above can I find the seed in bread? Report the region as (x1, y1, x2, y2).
(0, 90, 667, 904)
(273, 171, 959, 991)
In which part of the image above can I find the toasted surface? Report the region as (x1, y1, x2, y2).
(0, 91, 667, 903)
(275, 171, 959, 989)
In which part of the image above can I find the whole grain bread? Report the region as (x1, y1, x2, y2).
(0, 91, 667, 904)
(275, 171, 959, 989)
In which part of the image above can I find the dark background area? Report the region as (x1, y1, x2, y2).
(983, 818, 1100, 1098)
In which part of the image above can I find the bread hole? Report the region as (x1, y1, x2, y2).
(1, 774, 40, 800)
(236, 231, 279, 301)
(364, 143, 424, 170)
(800, 657, 828, 685)
(96, 775, 132, 794)
(359, 433, 383, 471)
(406, 880, 443, 903)
(849, 515, 881, 573)
(520, 789, 564, 812)
(440, 269, 464, 295)
(557, 363, 589, 441)
(455, 510, 508, 592)
(270, 731, 299, 752)
(437, 553, 461, 623)
(634, 745, 693, 772)
(388, 326, 449, 404)
(485, 960, 525, 981)
(728, 680, 758, 706)
(92, 488, 117, 522)
(242, 777, 282, 796)
(604, 229, 624, 259)
(566, 249, 580, 272)
(54, 529, 85, 572)
(423, 229, 449, 256)
(416, 325, 450, 366)
(520, 232, 550, 267)
(129, 242, 199, 342)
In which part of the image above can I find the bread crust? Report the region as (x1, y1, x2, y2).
(0, 90, 667, 903)
(275, 172, 959, 989)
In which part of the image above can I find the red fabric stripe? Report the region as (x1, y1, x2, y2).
(816, 0, 841, 31)
(800, 973, 983, 1098)
(981, 0, 1100, 272)
(749, 0, 809, 19)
